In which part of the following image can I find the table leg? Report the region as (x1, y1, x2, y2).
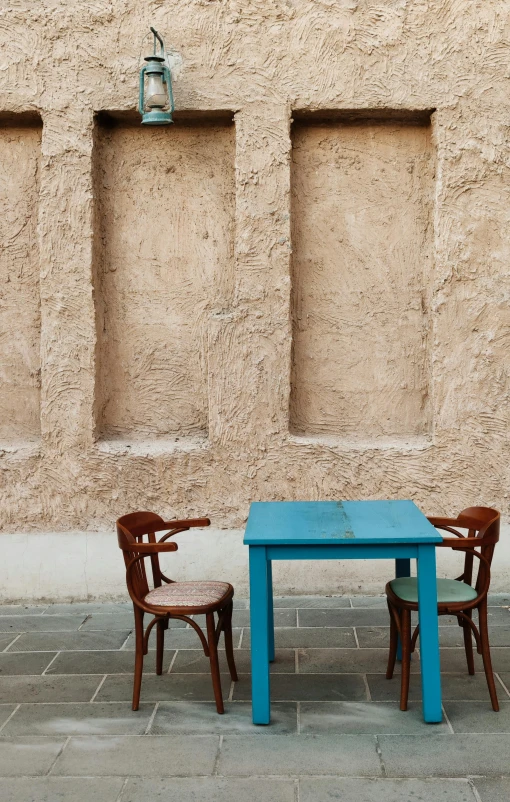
(417, 544, 442, 723)
(267, 559, 275, 662)
(395, 558, 411, 660)
(249, 545, 271, 724)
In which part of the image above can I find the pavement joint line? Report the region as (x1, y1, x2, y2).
(0, 703, 20, 734)
(296, 701, 301, 734)
(90, 674, 108, 702)
(228, 680, 235, 702)
(495, 672, 510, 698)
(467, 778, 483, 802)
(362, 673, 371, 701)
(144, 701, 159, 734)
(238, 628, 244, 649)
(120, 632, 133, 650)
(294, 649, 299, 673)
(296, 609, 300, 628)
(47, 734, 71, 776)
(353, 627, 360, 648)
(294, 778, 300, 802)
(116, 777, 129, 802)
(2, 633, 23, 652)
(442, 703, 455, 734)
(374, 734, 386, 778)
(78, 615, 92, 630)
(212, 734, 223, 776)
(167, 650, 179, 674)
(41, 651, 60, 675)
(349, 598, 354, 608)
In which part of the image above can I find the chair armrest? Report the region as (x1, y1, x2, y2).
(438, 537, 481, 550)
(142, 518, 211, 536)
(132, 542, 179, 554)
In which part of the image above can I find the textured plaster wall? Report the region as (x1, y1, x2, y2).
(1, 1, 510, 595)
(290, 120, 433, 439)
(0, 124, 41, 445)
(94, 121, 235, 441)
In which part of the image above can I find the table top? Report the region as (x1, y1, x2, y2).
(243, 500, 442, 546)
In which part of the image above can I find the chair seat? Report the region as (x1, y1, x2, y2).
(389, 576, 478, 604)
(144, 580, 231, 608)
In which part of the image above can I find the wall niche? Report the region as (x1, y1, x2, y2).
(290, 111, 435, 442)
(0, 116, 42, 445)
(93, 113, 235, 443)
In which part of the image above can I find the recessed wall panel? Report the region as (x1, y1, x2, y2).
(290, 121, 434, 439)
(0, 124, 41, 443)
(94, 122, 235, 440)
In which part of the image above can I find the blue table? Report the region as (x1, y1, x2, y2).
(244, 500, 443, 724)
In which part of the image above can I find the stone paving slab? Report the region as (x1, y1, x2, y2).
(3, 702, 155, 736)
(1, 777, 124, 802)
(379, 733, 510, 777)
(473, 778, 510, 802)
(444, 701, 510, 733)
(0, 737, 66, 776)
(242, 626, 357, 648)
(42, 603, 131, 616)
(151, 701, 297, 735)
(0, 652, 56, 675)
(299, 701, 450, 735)
(0, 606, 47, 616)
(0, 634, 20, 651)
(299, 608, 390, 628)
(350, 596, 388, 608)
(230, 608, 297, 628)
(122, 628, 243, 650)
(9, 631, 132, 652)
(53, 734, 219, 776)
(0, 616, 87, 632)
(0, 704, 17, 728)
(121, 777, 296, 802)
(0, 676, 102, 703)
(218, 734, 381, 776)
(80, 613, 186, 631)
(96, 673, 232, 702)
(171, 647, 294, 674)
(232, 673, 367, 702)
(367, 672, 497, 702)
(297, 647, 410, 674)
(273, 596, 351, 608)
(46, 650, 175, 675)
(493, 673, 510, 696)
(299, 777, 476, 802)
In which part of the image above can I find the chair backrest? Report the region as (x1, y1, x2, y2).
(455, 506, 500, 594)
(116, 511, 168, 603)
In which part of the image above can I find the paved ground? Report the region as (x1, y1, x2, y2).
(0, 595, 510, 801)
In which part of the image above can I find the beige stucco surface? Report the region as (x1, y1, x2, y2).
(0, 125, 41, 444)
(1, 1, 509, 552)
(291, 121, 433, 438)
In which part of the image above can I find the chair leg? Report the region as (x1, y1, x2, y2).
(156, 618, 165, 676)
(478, 601, 499, 711)
(206, 611, 225, 714)
(132, 606, 144, 711)
(461, 612, 475, 676)
(386, 602, 398, 680)
(400, 608, 411, 712)
(223, 602, 238, 682)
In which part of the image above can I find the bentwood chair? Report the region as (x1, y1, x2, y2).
(385, 507, 501, 711)
(117, 511, 238, 712)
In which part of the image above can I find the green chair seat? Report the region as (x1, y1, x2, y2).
(389, 576, 478, 604)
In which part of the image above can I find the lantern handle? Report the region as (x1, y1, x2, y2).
(150, 27, 166, 59)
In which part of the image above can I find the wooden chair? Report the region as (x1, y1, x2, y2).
(116, 511, 238, 712)
(385, 506, 501, 711)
